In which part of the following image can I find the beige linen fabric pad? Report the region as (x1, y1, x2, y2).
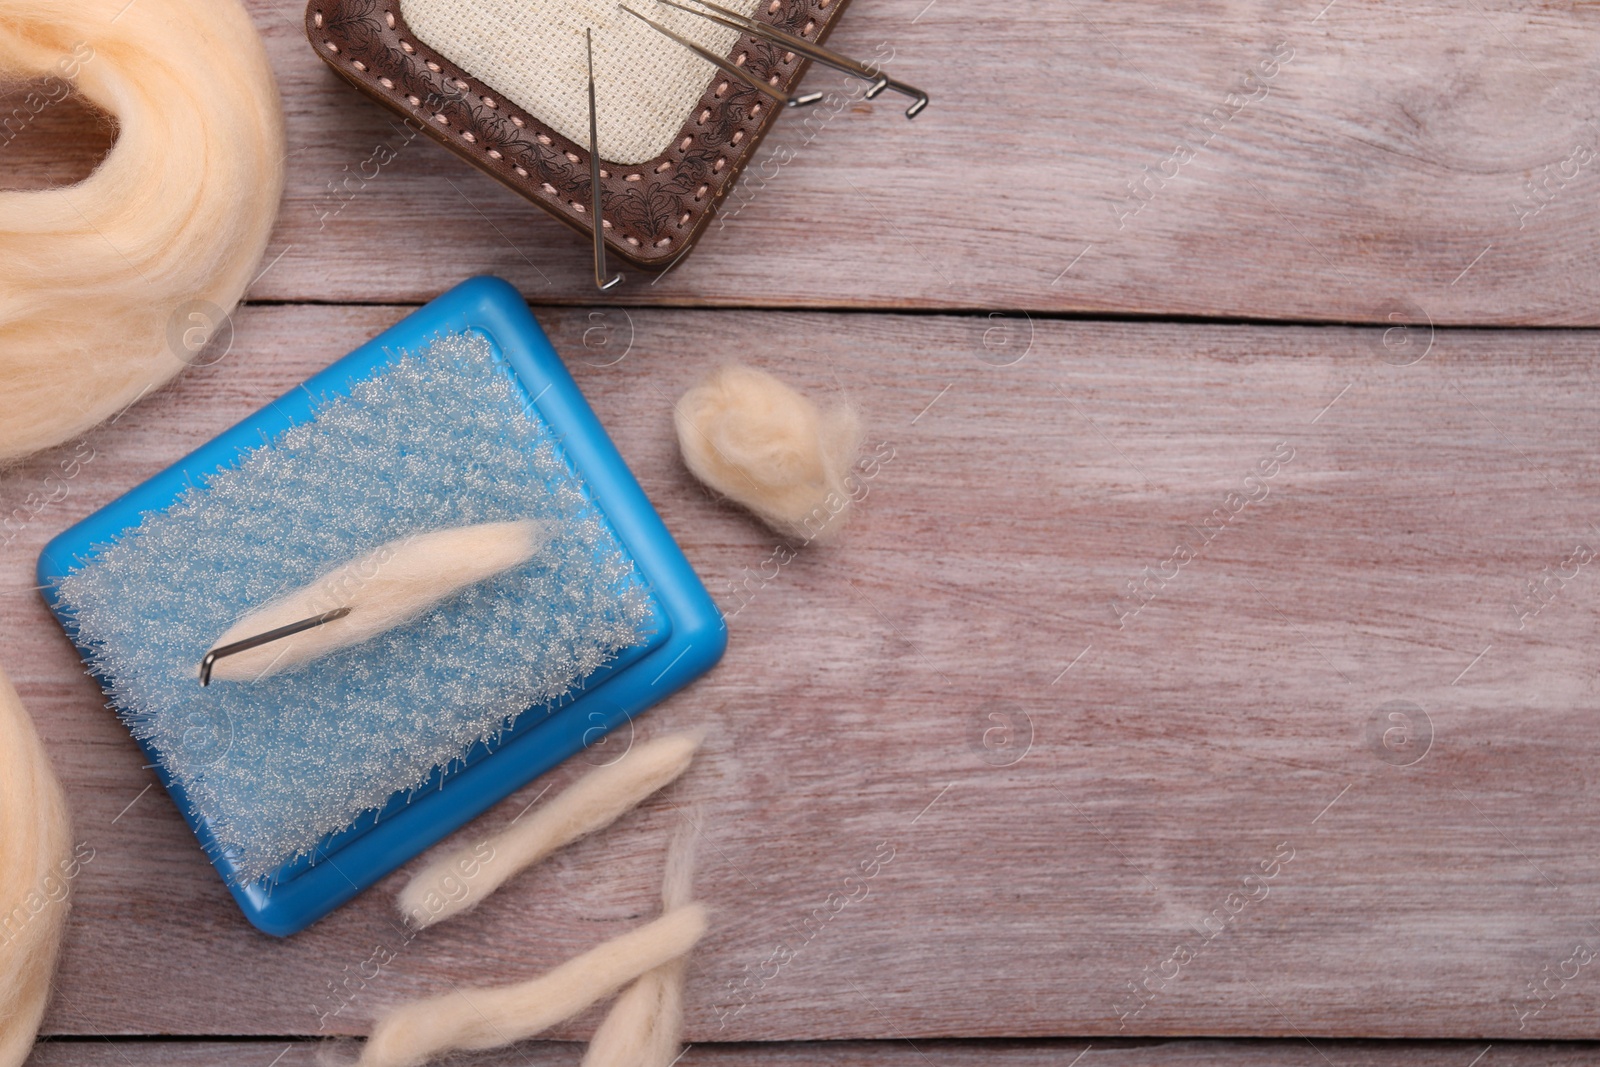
(399, 0, 764, 164)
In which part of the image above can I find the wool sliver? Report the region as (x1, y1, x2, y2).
(398, 730, 703, 928)
(206, 520, 547, 683)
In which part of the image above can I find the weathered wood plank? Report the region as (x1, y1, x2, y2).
(249, 0, 1600, 320)
(4, 306, 1600, 1040)
(23, 1038, 1600, 1067)
(14, 3, 1600, 319)
(0, 86, 115, 191)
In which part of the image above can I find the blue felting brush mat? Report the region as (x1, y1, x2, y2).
(36, 276, 725, 936)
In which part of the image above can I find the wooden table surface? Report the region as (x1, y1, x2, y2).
(6, 1, 1600, 1064)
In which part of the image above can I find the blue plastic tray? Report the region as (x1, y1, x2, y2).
(36, 276, 726, 936)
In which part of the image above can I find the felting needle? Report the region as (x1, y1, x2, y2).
(587, 28, 623, 291)
(660, 0, 929, 118)
(199, 607, 351, 686)
(617, 4, 824, 108)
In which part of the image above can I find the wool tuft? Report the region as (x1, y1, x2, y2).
(0, 0, 285, 463)
(674, 364, 864, 541)
(0, 666, 73, 1067)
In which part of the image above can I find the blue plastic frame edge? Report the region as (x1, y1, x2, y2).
(35, 276, 727, 936)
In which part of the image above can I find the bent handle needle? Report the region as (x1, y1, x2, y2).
(617, 3, 823, 108)
(662, 0, 928, 118)
(199, 607, 351, 686)
(587, 27, 623, 291)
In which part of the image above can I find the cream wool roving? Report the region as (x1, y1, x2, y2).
(582, 823, 698, 1067)
(0, 0, 285, 463)
(398, 730, 703, 927)
(0, 665, 73, 1067)
(206, 520, 548, 683)
(355, 904, 709, 1067)
(675, 364, 864, 542)
(581, 956, 687, 1067)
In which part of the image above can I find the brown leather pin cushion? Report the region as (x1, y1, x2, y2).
(306, 0, 855, 270)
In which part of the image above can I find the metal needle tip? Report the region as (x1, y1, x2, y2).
(199, 607, 352, 686)
(659, 0, 928, 118)
(587, 28, 624, 291)
(617, 3, 821, 109)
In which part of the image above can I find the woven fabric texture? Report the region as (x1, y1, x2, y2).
(399, 0, 763, 164)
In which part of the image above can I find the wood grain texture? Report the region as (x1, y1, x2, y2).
(0, 82, 116, 191)
(23, 1038, 1600, 1067)
(203, 0, 1600, 320)
(6, 305, 1600, 1041)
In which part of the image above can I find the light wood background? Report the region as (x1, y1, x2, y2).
(4, 1, 1600, 1064)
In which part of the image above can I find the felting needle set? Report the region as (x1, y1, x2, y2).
(310, 0, 926, 284)
(1, 0, 923, 1061)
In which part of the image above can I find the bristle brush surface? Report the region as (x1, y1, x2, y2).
(54, 332, 653, 885)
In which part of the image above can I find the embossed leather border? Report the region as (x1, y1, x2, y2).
(306, 0, 854, 270)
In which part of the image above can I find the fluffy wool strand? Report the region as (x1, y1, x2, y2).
(356, 904, 708, 1067)
(581, 822, 699, 1067)
(674, 364, 864, 541)
(0, 0, 285, 462)
(207, 520, 547, 683)
(398, 730, 703, 927)
(0, 666, 73, 1067)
